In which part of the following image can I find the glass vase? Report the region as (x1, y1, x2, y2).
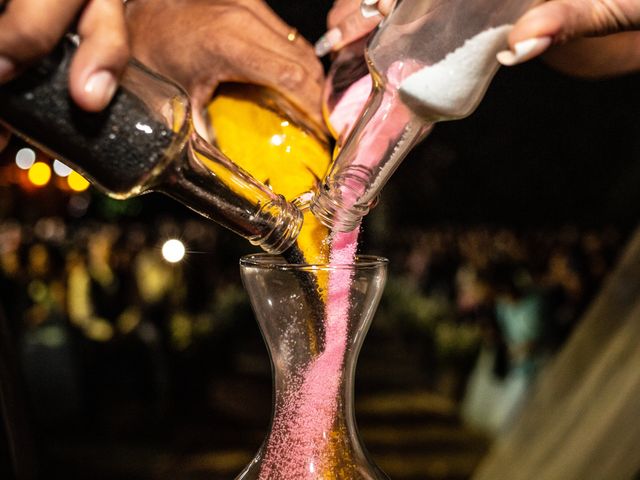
(238, 254, 390, 479)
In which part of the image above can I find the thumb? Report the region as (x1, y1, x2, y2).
(498, 0, 640, 65)
(315, 0, 397, 57)
(315, 10, 381, 57)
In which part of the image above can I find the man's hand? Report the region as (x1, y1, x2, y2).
(0, 0, 129, 111)
(0, 0, 130, 153)
(125, 0, 325, 127)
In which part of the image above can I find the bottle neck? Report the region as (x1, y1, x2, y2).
(156, 132, 303, 254)
(312, 83, 433, 232)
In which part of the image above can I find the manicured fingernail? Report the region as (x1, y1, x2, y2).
(0, 56, 15, 83)
(84, 70, 117, 107)
(314, 28, 343, 57)
(496, 36, 552, 66)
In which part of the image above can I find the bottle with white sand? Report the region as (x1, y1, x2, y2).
(312, 0, 540, 232)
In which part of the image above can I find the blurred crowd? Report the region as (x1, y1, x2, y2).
(0, 216, 253, 434)
(0, 217, 626, 436)
(377, 225, 624, 433)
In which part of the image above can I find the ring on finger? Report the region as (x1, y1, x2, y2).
(287, 28, 298, 42)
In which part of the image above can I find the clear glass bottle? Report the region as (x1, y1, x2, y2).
(205, 83, 334, 264)
(312, 0, 540, 232)
(238, 254, 389, 479)
(0, 39, 302, 253)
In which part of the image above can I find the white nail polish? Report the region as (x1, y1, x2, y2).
(84, 70, 117, 106)
(496, 36, 552, 66)
(314, 28, 343, 57)
(0, 56, 15, 83)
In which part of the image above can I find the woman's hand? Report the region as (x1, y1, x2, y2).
(497, 0, 640, 76)
(315, 0, 395, 57)
(125, 0, 325, 127)
(0, 0, 130, 152)
(317, 0, 640, 79)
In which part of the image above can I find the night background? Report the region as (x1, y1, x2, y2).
(2, 1, 640, 479)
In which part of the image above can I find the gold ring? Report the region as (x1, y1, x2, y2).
(287, 28, 298, 42)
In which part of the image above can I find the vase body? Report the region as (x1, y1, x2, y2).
(238, 254, 389, 479)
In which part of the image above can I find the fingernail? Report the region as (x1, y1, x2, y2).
(84, 70, 117, 107)
(361, 0, 382, 18)
(0, 56, 15, 83)
(496, 36, 552, 66)
(314, 28, 343, 57)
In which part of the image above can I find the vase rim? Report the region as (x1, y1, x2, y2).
(240, 253, 388, 271)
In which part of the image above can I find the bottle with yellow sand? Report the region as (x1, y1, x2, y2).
(205, 83, 333, 265)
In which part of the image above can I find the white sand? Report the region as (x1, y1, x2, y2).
(400, 25, 512, 120)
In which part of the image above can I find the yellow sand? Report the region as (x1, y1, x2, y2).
(206, 84, 332, 263)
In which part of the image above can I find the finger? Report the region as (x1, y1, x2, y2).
(0, 127, 10, 152)
(233, 2, 323, 85)
(316, 0, 396, 57)
(226, 38, 325, 128)
(327, 0, 361, 30)
(377, 0, 395, 16)
(316, 8, 381, 57)
(498, 0, 640, 66)
(362, 0, 396, 18)
(70, 0, 130, 111)
(0, 0, 86, 82)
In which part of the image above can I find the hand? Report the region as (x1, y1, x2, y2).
(315, 0, 395, 57)
(497, 0, 640, 71)
(125, 0, 325, 128)
(0, 0, 129, 111)
(0, 0, 130, 154)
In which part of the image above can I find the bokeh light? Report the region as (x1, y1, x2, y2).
(15, 148, 36, 170)
(162, 239, 186, 263)
(28, 162, 52, 187)
(53, 159, 73, 177)
(67, 171, 90, 192)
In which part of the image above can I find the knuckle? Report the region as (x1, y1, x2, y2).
(217, 4, 249, 23)
(277, 62, 307, 90)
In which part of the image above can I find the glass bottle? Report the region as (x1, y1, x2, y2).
(238, 254, 389, 480)
(312, 0, 540, 232)
(0, 38, 302, 254)
(205, 83, 334, 264)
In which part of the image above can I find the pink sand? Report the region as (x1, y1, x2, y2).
(258, 230, 359, 479)
(256, 60, 417, 480)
